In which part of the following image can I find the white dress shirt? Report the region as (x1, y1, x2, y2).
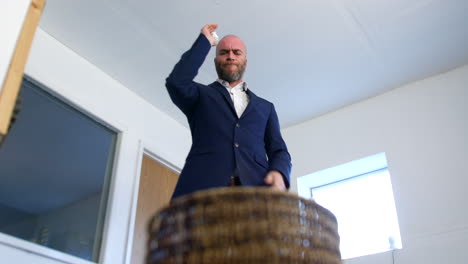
(217, 79, 250, 118)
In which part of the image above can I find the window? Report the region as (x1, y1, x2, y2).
(0, 77, 117, 262)
(297, 153, 402, 259)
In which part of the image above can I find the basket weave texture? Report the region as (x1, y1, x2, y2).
(148, 187, 341, 264)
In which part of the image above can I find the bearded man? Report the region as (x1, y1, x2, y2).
(166, 24, 292, 199)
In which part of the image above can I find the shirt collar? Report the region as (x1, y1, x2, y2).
(217, 78, 248, 92)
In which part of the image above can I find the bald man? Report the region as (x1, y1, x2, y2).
(166, 24, 292, 199)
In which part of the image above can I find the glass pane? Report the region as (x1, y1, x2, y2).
(311, 170, 402, 259)
(0, 78, 116, 262)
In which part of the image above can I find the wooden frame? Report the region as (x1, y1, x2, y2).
(0, 0, 45, 140)
(124, 140, 181, 264)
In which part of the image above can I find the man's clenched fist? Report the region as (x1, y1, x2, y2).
(201, 24, 219, 46)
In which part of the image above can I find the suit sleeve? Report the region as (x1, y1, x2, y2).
(165, 34, 212, 115)
(264, 103, 292, 189)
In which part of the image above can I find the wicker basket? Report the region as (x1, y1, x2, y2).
(148, 187, 341, 264)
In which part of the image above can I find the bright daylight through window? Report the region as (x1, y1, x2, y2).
(297, 153, 402, 259)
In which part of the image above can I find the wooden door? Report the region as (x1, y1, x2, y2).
(130, 154, 179, 264)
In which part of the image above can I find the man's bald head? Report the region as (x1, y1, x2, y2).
(216, 35, 247, 56)
(214, 35, 248, 85)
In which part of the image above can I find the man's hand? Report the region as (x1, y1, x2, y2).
(264, 170, 286, 191)
(201, 24, 218, 46)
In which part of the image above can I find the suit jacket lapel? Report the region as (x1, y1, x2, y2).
(241, 89, 259, 119)
(209, 82, 259, 119)
(210, 82, 237, 116)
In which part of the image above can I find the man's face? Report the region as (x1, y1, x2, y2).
(214, 35, 247, 83)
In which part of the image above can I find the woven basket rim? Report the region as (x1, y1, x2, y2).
(152, 187, 336, 221)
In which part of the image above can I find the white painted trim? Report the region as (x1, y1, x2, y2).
(97, 129, 127, 264)
(0, 233, 95, 264)
(143, 146, 182, 175)
(122, 140, 145, 264)
(123, 139, 182, 264)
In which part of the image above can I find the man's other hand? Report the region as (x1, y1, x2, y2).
(201, 24, 218, 46)
(264, 170, 286, 191)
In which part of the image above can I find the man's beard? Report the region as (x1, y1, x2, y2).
(215, 60, 246, 83)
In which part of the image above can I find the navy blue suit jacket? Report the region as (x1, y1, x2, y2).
(166, 34, 292, 199)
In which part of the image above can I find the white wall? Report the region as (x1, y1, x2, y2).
(0, 28, 191, 264)
(283, 65, 468, 264)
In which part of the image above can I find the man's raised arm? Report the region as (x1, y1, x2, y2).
(165, 24, 218, 115)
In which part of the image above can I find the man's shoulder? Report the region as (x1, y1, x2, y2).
(249, 90, 273, 106)
(257, 95, 272, 105)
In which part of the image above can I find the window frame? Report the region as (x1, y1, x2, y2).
(0, 75, 124, 264)
(297, 152, 402, 259)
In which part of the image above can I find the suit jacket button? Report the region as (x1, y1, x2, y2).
(234, 143, 239, 148)
(236, 123, 240, 128)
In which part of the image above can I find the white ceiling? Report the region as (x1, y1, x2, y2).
(38, 0, 468, 128)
